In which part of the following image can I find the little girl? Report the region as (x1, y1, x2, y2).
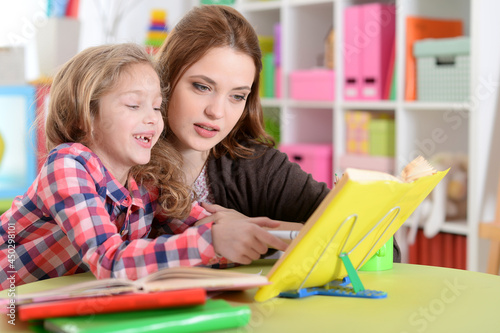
(0, 43, 285, 290)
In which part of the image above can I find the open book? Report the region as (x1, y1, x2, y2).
(346, 155, 436, 183)
(255, 156, 448, 302)
(5, 266, 268, 306)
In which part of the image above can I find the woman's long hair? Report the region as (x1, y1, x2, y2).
(156, 5, 275, 159)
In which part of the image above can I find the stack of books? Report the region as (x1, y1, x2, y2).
(3, 266, 268, 333)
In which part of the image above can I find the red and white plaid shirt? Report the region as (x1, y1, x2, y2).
(0, 143, 223, 290)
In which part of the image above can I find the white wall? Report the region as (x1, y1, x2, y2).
(78, 0, 189, 50)
(0, 1, 192, 81)
(0, 0, 48, 47)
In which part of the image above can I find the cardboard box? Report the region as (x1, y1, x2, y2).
(36, 18, 80, 78)
(0, 47, 25, 85)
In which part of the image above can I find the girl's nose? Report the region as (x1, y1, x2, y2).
(144, 108, 160, 124)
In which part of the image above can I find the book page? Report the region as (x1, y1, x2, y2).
(6, 267, 269, 306)
(400, 156, 436, 182)
(143, 276, 269, 293)
(13, 278, 137, 305)
(140, 266, 268, 292)
(344, 168, 401, 183)
(141, 266, 265, 283)
(345, 156, 435, 184)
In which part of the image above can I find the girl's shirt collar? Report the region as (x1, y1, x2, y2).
(105, 175, 144, 210)
(52, 142, 145, 210)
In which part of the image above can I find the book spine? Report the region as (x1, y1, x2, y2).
(429, 233, 443, 267)
(383, 38, 396, 100)
(442, 232, 455, 268)
(454, 234, 467, 270)
(19, 289, 206, 321)
(408, 228, 419, 264)
(47, 304, 252, 333)
(417, 229, 431, 265)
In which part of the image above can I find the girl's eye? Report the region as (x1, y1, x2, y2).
(193, 83, 210, 92)
(153, 107, 161, 112)
(127, 105, 139, 110)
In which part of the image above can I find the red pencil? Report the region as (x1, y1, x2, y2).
(18, 288, 206, 321)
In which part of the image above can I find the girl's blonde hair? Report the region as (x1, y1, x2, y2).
(156, 5, 274, 159)
(45, 43, 192, 218)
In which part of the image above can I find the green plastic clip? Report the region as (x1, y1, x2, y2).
(340, 253, 365, 293)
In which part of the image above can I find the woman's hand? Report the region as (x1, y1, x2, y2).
(211, 219, 289, 264)
(198, 203, 289, 264)
(196, 202, 304, 231)
(195, 202, 278, 227)
(195, 203, 294, 264)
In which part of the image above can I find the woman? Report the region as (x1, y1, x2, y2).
(155, 5, 401, 263)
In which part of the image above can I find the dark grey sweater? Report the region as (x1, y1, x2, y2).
(206, 144, 401, 262)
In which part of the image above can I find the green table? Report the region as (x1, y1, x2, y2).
(2, 260, 500, 333)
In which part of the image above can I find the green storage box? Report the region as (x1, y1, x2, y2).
(414, 37, 470, 102)
(369, 118, 395, 157)
(200, 0, 235, 4)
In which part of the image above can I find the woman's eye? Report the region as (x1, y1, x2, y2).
(153, 107, 162, 112)
(127, 105, 139, 110)
(193, 83, 210, 92)
(233, 94, 247, 102)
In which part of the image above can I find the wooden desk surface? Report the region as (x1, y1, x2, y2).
(2, 261, 500, 332)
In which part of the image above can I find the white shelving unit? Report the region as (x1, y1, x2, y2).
(186, 0, 500, 272)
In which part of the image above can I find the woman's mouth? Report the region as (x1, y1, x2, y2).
(194, 124, 219, 138)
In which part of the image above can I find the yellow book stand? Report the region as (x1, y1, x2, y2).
(255, 167, 448, 302)
(279, 207, 401, 299)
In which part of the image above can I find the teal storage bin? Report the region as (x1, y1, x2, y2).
(200, 0, 235, 4)
(414, 37, 470, 102)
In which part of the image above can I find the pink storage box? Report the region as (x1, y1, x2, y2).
(279, 143, 333, 188)
(339, 154, 395, 174)
(289, 69, 335, 101)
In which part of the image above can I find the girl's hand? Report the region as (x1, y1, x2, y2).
(211, 219, 289, 264)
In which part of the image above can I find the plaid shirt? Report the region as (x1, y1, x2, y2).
(0, 143, 222, 290)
